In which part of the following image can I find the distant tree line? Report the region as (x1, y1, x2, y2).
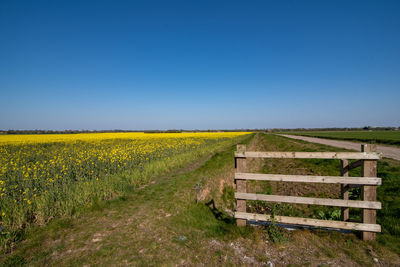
(0, 126, 399, 135)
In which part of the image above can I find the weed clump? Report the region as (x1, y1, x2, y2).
(265, 205, 288, 243)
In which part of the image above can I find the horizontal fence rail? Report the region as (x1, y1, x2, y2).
(235, 192, 381, 209)
(234, 151, 381, 160)
(234, 144, 382, 241)
(234, 212, 381, 233)
(235, 173, 382, 185)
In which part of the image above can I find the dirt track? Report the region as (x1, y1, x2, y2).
(279, 134, 400, 161)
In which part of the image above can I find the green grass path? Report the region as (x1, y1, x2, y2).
(2, 133, 400, 266)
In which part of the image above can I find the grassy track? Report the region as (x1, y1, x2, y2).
(283, 131, 400, 146)
(1, 133, 400, 266)
(0, 133, 250, 252)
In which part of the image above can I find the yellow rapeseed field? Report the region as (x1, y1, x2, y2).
(0, 132, 248, 144)
(0, 132, 250, 248)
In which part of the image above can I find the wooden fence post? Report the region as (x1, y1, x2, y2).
(236, 144, 247, 226)
(361, 144, 377, 241)
(340, 159, 349, 221)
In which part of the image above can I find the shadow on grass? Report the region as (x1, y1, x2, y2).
(205, 199, 235, 225)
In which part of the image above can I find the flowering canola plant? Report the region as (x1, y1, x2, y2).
(0, 132, 250, 244)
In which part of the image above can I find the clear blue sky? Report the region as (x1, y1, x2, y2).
(1, 0, 399, 130)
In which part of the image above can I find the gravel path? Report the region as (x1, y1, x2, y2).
(279, 134, 400, 161)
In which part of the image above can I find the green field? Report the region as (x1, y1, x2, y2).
(285, 131, 400, 146)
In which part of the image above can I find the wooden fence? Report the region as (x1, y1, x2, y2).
(234, 144, 382, 241)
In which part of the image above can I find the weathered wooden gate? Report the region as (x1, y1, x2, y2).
(234, 144, 381, 241)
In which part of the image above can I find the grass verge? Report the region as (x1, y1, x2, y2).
(282, 131, 400, 146)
